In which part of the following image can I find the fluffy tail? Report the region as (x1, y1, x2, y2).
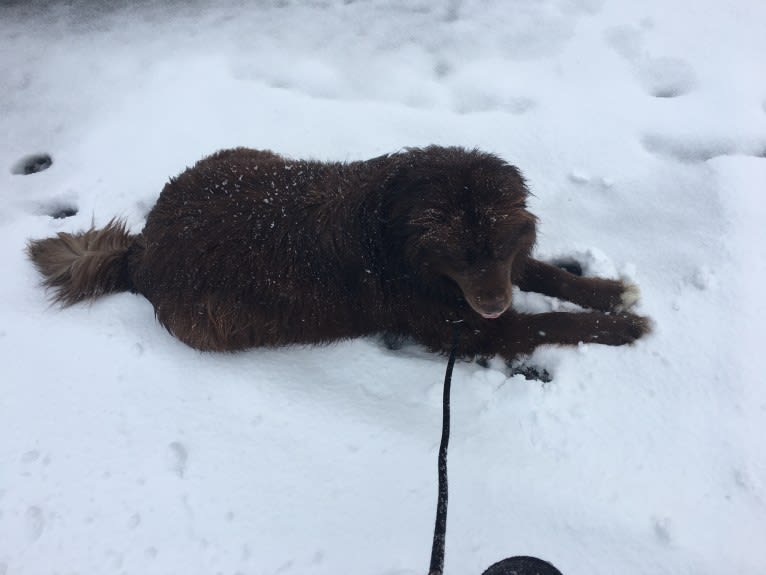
(26, 219, 136, 305)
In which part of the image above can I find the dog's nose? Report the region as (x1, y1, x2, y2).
(475, 295, 510, 318)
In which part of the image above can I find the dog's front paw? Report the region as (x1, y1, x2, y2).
(605, 311, 652, 345)
(615, 282, 641, 312)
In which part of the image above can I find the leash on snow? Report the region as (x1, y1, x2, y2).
(427, 322, 460, 575)
(427, 322, 563, 575)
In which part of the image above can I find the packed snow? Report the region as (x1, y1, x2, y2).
(1, 1, 765, 574)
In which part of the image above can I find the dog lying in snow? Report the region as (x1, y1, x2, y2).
(27, 146, 649, 358)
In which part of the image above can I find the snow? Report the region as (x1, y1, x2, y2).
(1, 1, 765, 574)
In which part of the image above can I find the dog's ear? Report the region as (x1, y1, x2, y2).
(378, 152, 431, 229)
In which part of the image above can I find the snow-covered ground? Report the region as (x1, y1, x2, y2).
(1, 1, 765, 573)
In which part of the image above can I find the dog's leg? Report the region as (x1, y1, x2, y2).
(516, 258, 640, 312)
(500, 310, 650, 357)
(412, 309, 649, 360)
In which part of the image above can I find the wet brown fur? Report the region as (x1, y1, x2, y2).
(27, 219, 133, 305)
(27, 146, 649, 358)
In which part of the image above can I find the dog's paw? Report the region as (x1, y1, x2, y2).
(615, 282, 641, 311)
(608, 312, 652, 344)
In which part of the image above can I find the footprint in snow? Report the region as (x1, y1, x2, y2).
(11, 153, 52, 175)
(652, 515, 673, 546)
(38, 200, 78, 220)
(685, 266, 717, 291)
(433, 59, 451, 78)
(637, 57, 696, 98)
(605, 25, 696, 98)
(167, 441, 188, 478)
(20, 450, 41, 463)
(25, 506, 45, 542)
(733, 467, 754, 492)
(642, 133, 766, 163)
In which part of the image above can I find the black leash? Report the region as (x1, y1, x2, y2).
(428, 322, 460, 575)
(427, 322, 563, 575)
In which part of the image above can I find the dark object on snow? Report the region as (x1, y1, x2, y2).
(551, 258, 583, 277)
(481, 556, 563, 575)
(49, 205, 78, 220)
(509, 362, 553, 383)
(27, 146, 649, 357)
(12, 153, 53, 175)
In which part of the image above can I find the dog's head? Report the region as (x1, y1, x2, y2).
(387, 147, 537, 319)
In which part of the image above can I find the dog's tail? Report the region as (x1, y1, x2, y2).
(26, 219, 136, 305)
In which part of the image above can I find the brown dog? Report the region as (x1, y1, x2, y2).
(27, 146, 649, 358)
